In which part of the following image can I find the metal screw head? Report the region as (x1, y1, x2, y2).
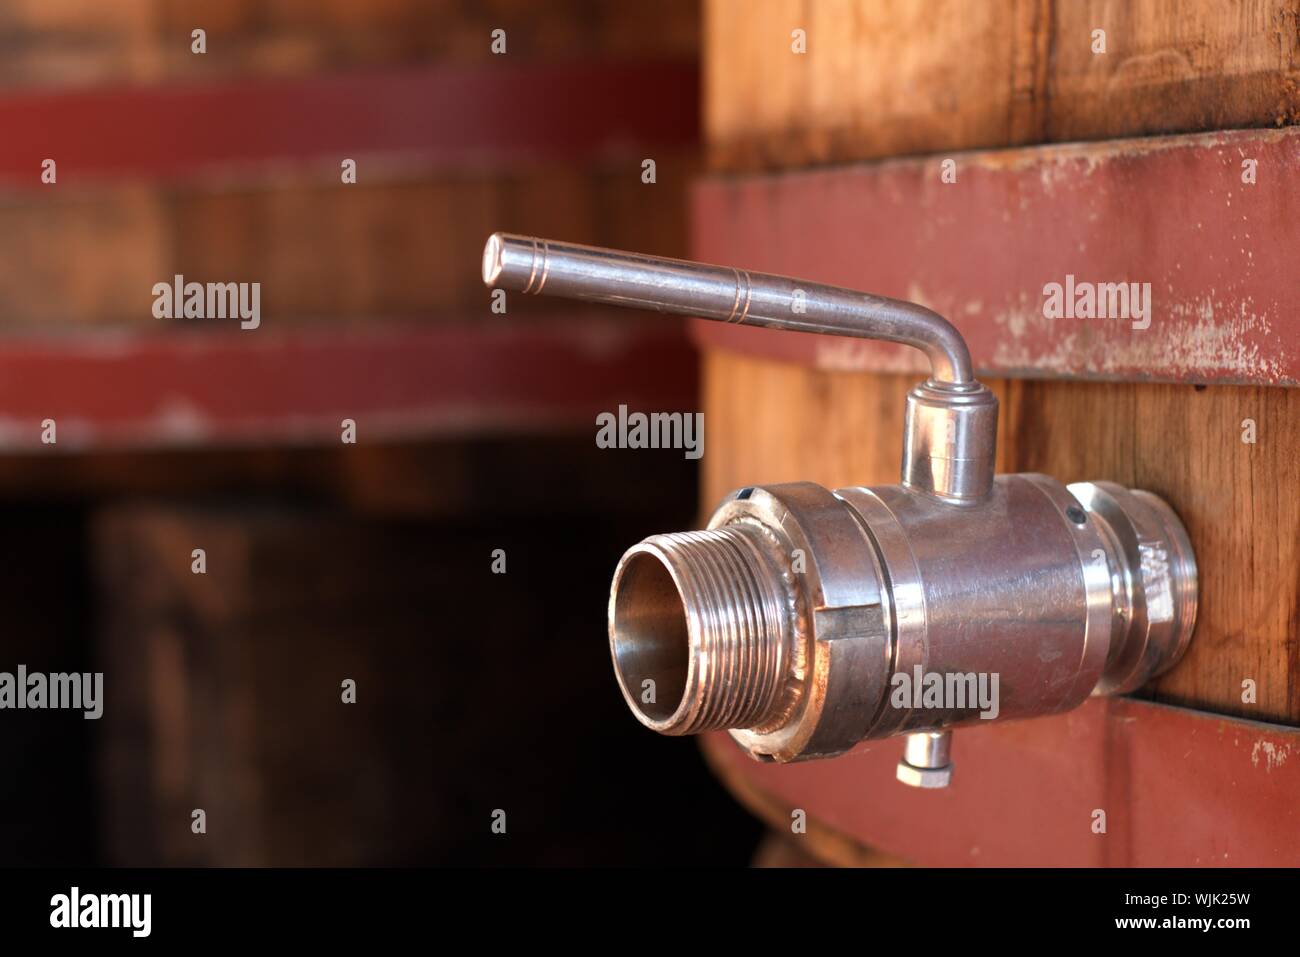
(896, 760, 953, 788)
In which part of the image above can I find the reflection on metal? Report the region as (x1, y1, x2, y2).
(483, 233, 1199, 788)
(897, 730, 952, 789)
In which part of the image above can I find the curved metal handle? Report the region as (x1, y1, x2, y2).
(481, 232, 996, 502)
(482, 232, 974, 385)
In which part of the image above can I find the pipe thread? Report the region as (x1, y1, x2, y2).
(623, 526, 789, 734)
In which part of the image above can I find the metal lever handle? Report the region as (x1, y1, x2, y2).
(482, 232, 997, 502)
(482, 232, 975, 386)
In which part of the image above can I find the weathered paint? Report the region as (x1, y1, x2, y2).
(0, 319, 696, 451)
(693, 128, 1299, 386)
(703, 696, 1300, 867)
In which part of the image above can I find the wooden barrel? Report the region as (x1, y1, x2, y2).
(696, 0, 1300, 867)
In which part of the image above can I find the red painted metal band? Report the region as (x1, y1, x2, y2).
(692, 128, 1299, 386)
(0, 60, 698, 185)
(0, 319, 696, 450)
(705, 697, 1300, 867)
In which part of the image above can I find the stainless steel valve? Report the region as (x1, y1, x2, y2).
(482, 232, 1198, 787)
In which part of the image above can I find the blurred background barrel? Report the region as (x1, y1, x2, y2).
(0, 0, 764, 866)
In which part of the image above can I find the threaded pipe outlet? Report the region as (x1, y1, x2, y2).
(608, 526, 792, 735)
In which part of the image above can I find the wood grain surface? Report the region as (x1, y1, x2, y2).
(705, 0, 1300, 170)
(698, 1, 1300, 730)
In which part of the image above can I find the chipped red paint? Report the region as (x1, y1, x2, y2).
(0, 60, 698, 185)
(0, 319, 696, 450)
(692, 128, 1299, 386)
(705, 697, 1300, 866)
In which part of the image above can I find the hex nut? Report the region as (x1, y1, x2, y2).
(896, 760, 953, 789)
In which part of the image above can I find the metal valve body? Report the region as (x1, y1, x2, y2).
(480, 231, 1200, 780)
(608, 475, 1197, 763)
